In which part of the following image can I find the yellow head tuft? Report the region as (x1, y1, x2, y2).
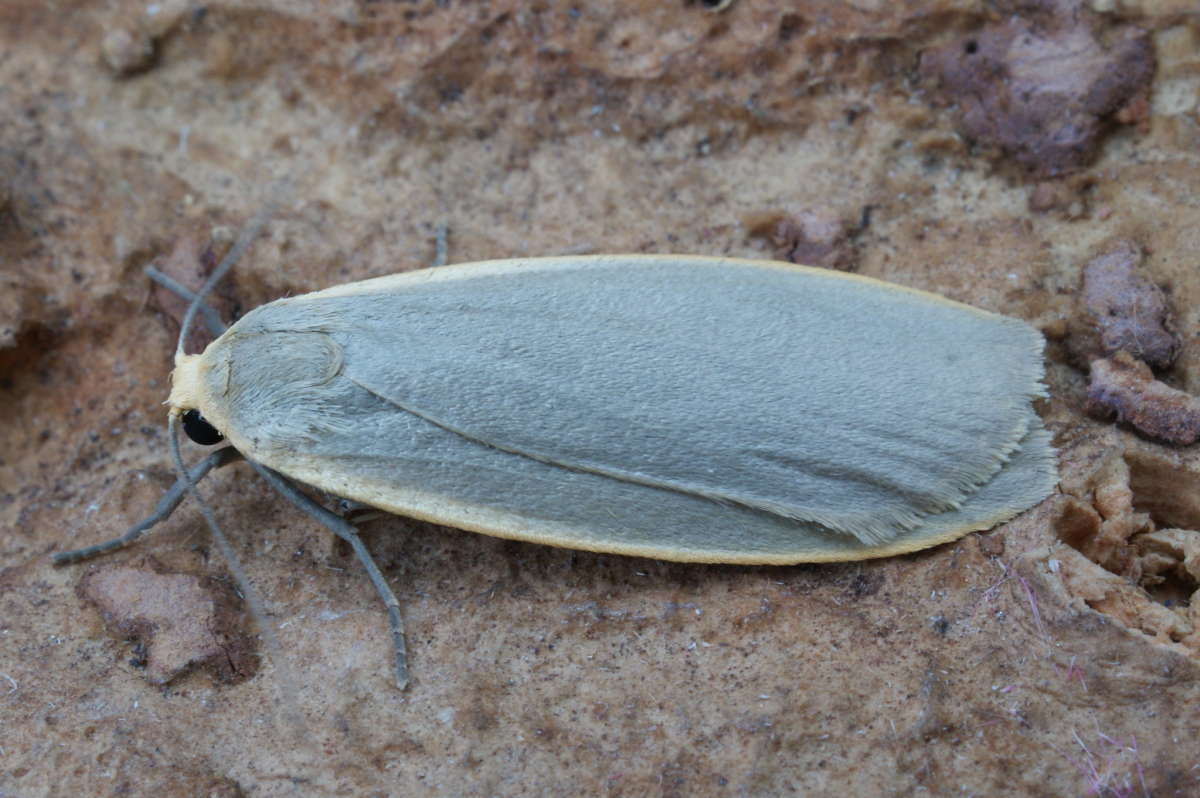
(167, 353, 205, 411)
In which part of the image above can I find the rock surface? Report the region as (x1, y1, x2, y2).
(3, 1, 1200, 795)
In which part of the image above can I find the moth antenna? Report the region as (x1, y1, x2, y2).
(168, 411, 303, 729)
(176, 182, 290, 357)
(145, 265, 227, 337)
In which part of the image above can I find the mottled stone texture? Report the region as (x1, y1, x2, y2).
(1088, 353, 1200, 445)
(1074, 240, 1179, 370)
(922, 3, 1155, 177)
(3, 1, 1200, 796)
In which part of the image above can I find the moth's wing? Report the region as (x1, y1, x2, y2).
(226, 364, 1056, 563)
(255, 256, 1050, 545)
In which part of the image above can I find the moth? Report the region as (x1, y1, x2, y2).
(60, 253, 1058, 688)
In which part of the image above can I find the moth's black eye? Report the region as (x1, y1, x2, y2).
(182, 409, 224, 445)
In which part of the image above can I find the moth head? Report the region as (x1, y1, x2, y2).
(168, 351, 228, 446)
(167, 328, 345, 456)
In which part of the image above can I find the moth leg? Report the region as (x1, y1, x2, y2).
(334, 498, 387, 525)
(433, 223, 449, 268)
(52, 447, 243, 565)
(250, 463, 410, 690)
(144, 265, 228, 337)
